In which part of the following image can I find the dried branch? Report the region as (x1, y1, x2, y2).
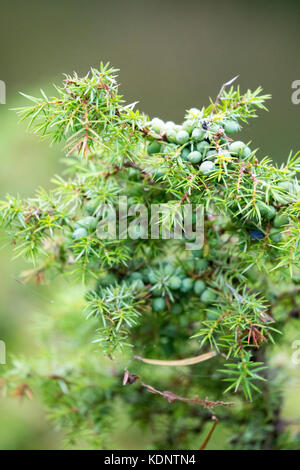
(210, 75, 239, 117)
(134, 350, 217, 366)
(123, 370, 234, 409)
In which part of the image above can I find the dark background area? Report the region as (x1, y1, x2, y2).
(0, 0, 300, 449)
(1, 0, 300, 161)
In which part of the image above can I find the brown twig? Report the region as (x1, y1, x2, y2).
(123, 370, 234, 409)
(134, 350, 217, 366)
(210, 76, 239, 117)
(237, 163, 248, 194)
(199, 416, 218, 450)
(11, 384, 33, 401)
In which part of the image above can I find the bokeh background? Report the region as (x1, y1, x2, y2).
(0, 0, 300, 449)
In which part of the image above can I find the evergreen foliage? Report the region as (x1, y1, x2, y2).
(1, 63, 300, 449)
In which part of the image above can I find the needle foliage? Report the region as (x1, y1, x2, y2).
(1, 63, 300, 449)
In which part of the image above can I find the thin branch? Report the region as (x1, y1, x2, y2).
(210, 75, 239, 117)
(199, 416, 218, 450)
(123, 370, 234, 409)
(134, 350, 217, 366)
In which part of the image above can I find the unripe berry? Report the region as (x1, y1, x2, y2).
(166, 129, 177, 143)
(224, 120, 240, 134)
(180, 278, 194, 292)
(165, 121, 175, 129)
(256, 201, 276, 220)
(273, 214, 289, 228)
(130, 272, 143, 281)
(168, 276, 182, 290)
(72, 227, 88, 239)
(205, 150, 218, 160)
(148, 271, 157, 284)
(132, 279, 145, 289)
(266, 206, 277, 220)
(176, 130, 190, 145)
(196, 141, 210, 156)
(180, 147, 190, 160)
(152, 286, 163, 297)
(150, 118, 164, 134)
(242, 146, 251, 158)
(164, 263, 175, 276)
(200, 161, 215, 174)
(192, 128, 206, 141)
(187, 151, 202, 164)
(200, 288, 217, 304)
(182, 120, 194, 134)
(147, 141, 161, 155)
(85, 200, 97, 215)
(269, 227, 282, 243)
(194, 280, 206, 295)
(152, 297, 166, 312)
(228, 141, 246, 156)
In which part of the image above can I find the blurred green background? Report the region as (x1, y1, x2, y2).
(0, 0, 300, 449)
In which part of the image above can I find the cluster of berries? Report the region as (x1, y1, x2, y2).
(147, 109, 251, 175)
(146, 110, 295, 246)
(97, 256, 218, 316)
